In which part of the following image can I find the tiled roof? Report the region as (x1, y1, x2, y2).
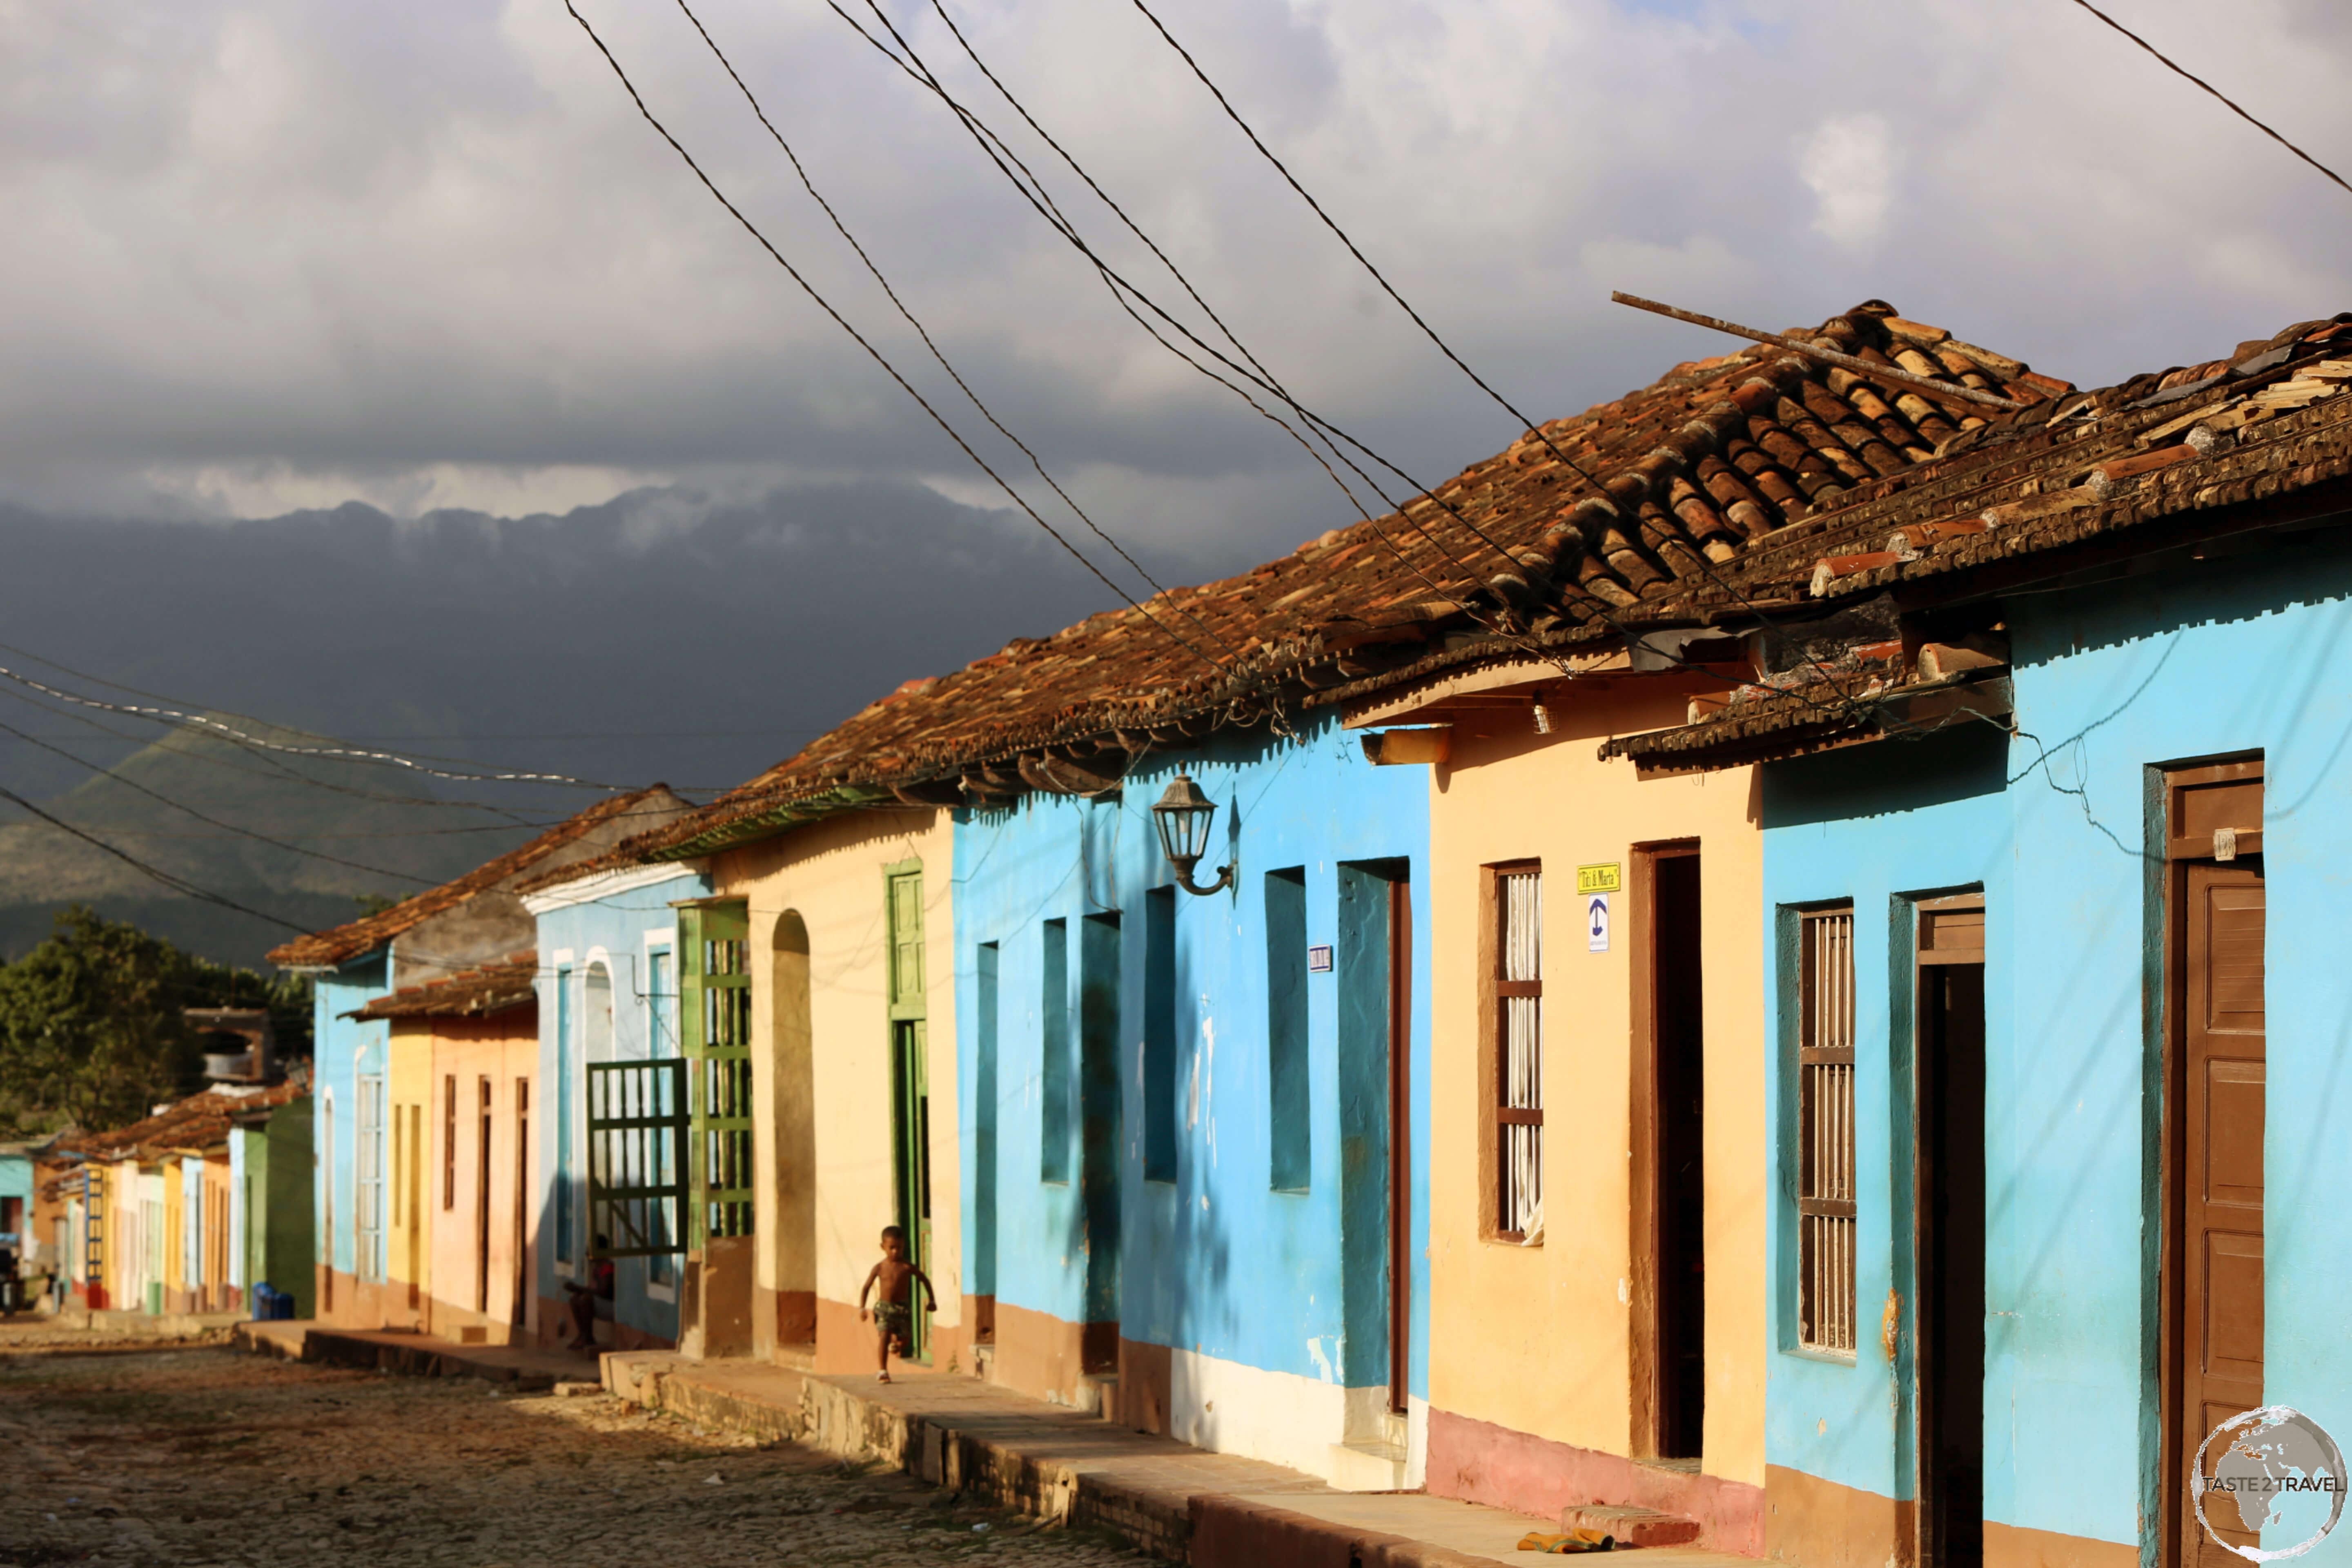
(349, 956, 539, 1022)
(265, 786, 683, 970)
(1602, 312, 2352, 771)
(615, 302, 2056, 861)
(51, 1078, 307, 1166)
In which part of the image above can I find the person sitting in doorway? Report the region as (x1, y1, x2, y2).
(564, 1236, 616, 1353)
(857, 1225, 936, 1384)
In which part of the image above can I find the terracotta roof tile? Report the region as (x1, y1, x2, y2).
(350, 955, 538, 1022)
(608, 301, 2052, 862)
(265, 786, 683, 970)
(1602, 311, 2352, 770)
(51, 1078, 308, 1165)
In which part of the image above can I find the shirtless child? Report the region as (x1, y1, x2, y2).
(857, 1225, 937, 1383)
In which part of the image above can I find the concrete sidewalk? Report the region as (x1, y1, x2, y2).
(603, 1352, 1757, 1568)
(234, 1320, 595, 1392)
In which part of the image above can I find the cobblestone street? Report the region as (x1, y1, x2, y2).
(0, 1327, 1141, 1567)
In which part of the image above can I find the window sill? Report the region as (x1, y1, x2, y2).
(1483, 1232, 1541, 1248)
(1782, 1344, 1858, 1366)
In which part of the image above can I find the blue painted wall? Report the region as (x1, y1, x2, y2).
(0, 1151, 30, 1251)
(1763, 539, 2352, 1560)
(312, 952, 390, 1288)
(952, 713, 1432, 1400)
(533, 867, 709, 1345)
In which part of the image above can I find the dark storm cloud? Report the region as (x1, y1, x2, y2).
(3, 0, 2350, 559)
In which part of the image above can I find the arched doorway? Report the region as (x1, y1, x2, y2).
(771, 912, 816, 1349)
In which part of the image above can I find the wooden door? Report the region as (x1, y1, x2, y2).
(886, 867, 932, 1362)
(1916, 897, 1986, 1568)
(1633, 842, 1705, 1460)
(2183, 861, 2265, 1561)
(1389, 877, 1413, 1417)
(512, 1078, 530, 1329)
(477, 1077, 493, 1314)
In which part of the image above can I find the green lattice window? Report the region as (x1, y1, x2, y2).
(680, 902, 755, 1245)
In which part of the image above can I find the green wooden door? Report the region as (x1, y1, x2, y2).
(680, 902, 755, 1246)
(886, 867, 930, 1361)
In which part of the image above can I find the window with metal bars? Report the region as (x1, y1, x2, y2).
(1494, 865, 1543, 1240)
(356, 1074, 386, 1284)
(443, 1074, 457, 1211)
(1798, 907, 1857, 1355)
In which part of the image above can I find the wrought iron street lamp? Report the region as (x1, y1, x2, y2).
(1151, 773, 1234, 896)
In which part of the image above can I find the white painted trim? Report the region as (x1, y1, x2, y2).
(523, 859, 710, 915)
(1169, 1345, 1348, 1481)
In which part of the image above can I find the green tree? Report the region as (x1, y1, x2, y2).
(0, 906, 306, 1138)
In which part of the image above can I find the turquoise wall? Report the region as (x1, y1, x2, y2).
(951, 713, 1433, 1396)
(1763, 539, 2352, 1561)
(533, 867, 708, 1345)
(311, 953, 389, 1285)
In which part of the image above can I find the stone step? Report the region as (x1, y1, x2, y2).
(1325, 1438, 1408, 1493)
(1557, 1503, 1703, 1548)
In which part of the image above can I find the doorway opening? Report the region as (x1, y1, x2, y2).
(477, 1076, 493, 1315)
(1632, 842, 1704, 1462)
(1915, 894, 1985, 1568)
(512, 1078, 530, 1330)
(886, 868, 933, 1364)
(1338, 859, 1413, 1420)
(2162, 760, 2265, 1568)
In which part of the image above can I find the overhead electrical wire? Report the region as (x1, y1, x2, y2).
(1117, 0, 1889, 723)
(564, 0, 1234, 685)
(0, 781, 312, 935)
(0, 680, 688, 837)
(0, 714, 439, 886)
(0, 660, 633, 790)
(828, 1, 1889, 733)
(822, 0, 1587, 681)
(2062, 0, 2352, 201)
(668, 0, 1235, 663)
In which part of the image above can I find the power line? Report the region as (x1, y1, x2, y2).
(0, 781, 311, 935)
(1118, 0, 1884, 723)
(668, 0, 1234, 664)
(564, 0, 1233, 685)
(2063, 0, 2352, 201)
(826, 1, 1583, 680)
(0, 715, 439, 886)
(835, 3, 1883, 732)
(0, 660, 632, 791)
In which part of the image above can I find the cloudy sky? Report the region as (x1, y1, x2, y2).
(7, 0, 2351, 561)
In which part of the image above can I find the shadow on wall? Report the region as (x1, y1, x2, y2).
(1764, 722, 2008, 831)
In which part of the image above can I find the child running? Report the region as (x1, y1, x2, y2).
(857, 1224, 937, 1383)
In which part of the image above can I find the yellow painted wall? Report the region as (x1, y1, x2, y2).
(1424, 677, 1766, 1488)
(163, 1158, 186, 1296)
(713, 805, 962, 1362)
(426, 1017, 540, 1341)
(387, 1021, 434, 1316)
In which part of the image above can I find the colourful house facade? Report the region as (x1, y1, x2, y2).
(349, 958, 541, 1344)
(947, 718, 1431, 1487)
(270, 786, 690, 1327)
(1604, 312, 2352, 1568)
(523, 863, 713, 1352)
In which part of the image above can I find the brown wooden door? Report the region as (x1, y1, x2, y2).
(2182, 861, 2265, 1564)
(1389, 877, 1413, 1417)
